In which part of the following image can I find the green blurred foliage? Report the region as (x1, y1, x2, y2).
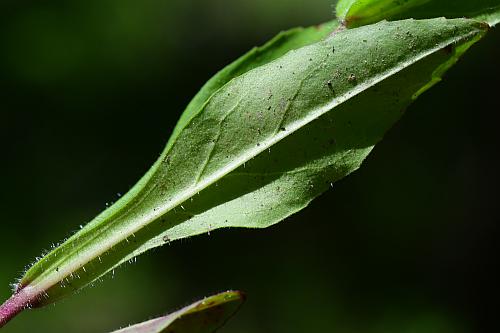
(0, 0, 498, 332)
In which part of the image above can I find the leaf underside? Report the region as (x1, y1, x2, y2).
(111, 291, 245, 333)
(10, 17, 488, 313)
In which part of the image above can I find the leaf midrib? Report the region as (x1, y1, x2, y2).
(26, 26, 481, 296)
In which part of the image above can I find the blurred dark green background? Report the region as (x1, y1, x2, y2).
(1, 1, 499, 332)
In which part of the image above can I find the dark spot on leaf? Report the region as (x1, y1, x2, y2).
(443, 44, 454, 54)
(327, 80, 334, 93)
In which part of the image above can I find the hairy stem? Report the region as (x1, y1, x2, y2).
(0, 288, 34, 328)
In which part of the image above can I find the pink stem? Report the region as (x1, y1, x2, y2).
(0, 290, 32, 328)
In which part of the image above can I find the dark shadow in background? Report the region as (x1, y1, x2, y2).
(0, 1, 498, 332)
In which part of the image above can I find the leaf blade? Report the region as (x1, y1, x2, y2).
(336, 0, 431, 27)
(1, 17, 489, 321)
(336, 0, 500, 27)
(111, 291, 245, 333)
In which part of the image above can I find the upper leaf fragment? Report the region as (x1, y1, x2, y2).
(336, 0, 500, 27)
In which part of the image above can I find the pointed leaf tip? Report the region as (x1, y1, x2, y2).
(110, 291, 246, 333)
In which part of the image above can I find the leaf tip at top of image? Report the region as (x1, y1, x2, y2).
(335, 0, 500, 28)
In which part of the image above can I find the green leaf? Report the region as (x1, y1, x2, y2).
(336, 0, 500, 27)
(110, 291, 245, 333)
(0, 17, 489, 326)
(336, 0, 431, 27)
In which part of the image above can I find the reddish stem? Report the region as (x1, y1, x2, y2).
(0, 290, 31, 328)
